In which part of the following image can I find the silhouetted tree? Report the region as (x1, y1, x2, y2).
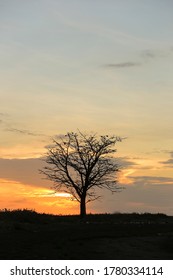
(40, 131, 122, 218)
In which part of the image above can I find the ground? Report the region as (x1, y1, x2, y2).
(0, 210, 173, 259)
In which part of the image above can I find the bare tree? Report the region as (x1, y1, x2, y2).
(40, 131, 122, 218)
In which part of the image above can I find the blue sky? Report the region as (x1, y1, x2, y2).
(0, 0, 173, 214)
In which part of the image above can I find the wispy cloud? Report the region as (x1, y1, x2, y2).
(126, 175, 173, 187)
(141, 49, 156, 59)
(116, 157, 138, 168)
(141, 47, 172, 60)
(161, 159, 173, 166)
(134, 175, 173, 184)
(0, 112, 9, 123)
(5, 127, 46, 137)
(5, 127, 48, 137)
(103, 45, 173, 72)
(0, 112, 8, 116)
(104, 46, 173, 71)
(53, 9, 167, 47)
(160, 151, 173, 167)
(104, 62, 141, 68)
(0, 112, 47, 138)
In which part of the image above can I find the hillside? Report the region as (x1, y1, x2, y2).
(0, 209, 173, 259)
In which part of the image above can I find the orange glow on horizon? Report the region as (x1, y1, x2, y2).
(0, 178, 79, 215)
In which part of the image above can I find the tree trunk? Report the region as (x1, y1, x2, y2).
(80, 195, 86, 218)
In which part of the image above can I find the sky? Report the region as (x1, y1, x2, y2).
(0, 0, 173, 215)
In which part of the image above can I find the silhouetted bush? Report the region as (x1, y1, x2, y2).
(0, 209, 45, 223)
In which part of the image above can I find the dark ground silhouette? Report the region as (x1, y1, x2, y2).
(0, 210, 173, 259)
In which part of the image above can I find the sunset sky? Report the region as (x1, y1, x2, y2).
(0, 0, 173, 215)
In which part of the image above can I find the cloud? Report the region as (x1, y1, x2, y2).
(141, 49, 156, 59)
(0, 112, 47, 138)
(5, 127, 47, 137)
(104, 62, 141, 68)
(128, 175, 173, 187)
(0, 112, 8, 116)
(103, 46, 173, 72)
(116, 157, 138, 168)
(93, 174, 173, 215)
(160, 151, 173, 167)
(0, 112, 9, 123)
(0, 113, 47, 138)
(0, 157, 51, 188)
(1, 158, 173, 215)
(141, 48, 172, 60)
(160, 159, 173, 166)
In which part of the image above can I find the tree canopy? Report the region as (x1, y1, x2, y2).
(40, 131, 122, 217)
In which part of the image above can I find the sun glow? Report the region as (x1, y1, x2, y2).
(31, 189, 72, 198)
(0, 178, 78, 215)
(119, 169, 135, 185)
